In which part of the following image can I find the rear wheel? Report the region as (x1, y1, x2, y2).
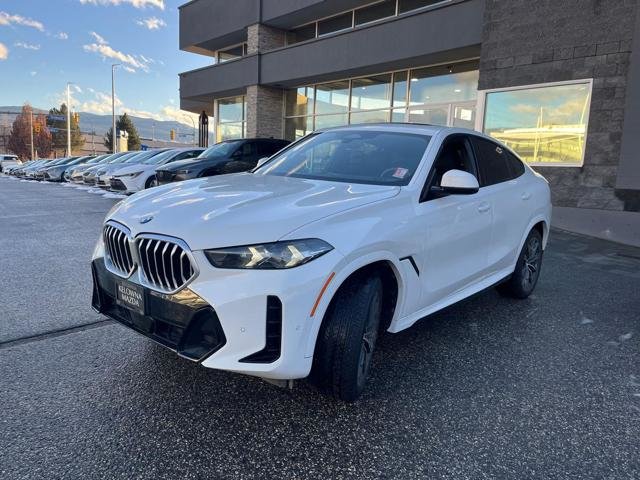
(310, 275, 383, 402)
(498, 229, 543, 299)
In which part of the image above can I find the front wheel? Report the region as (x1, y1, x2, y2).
(145, 175, 157, 189)
(498, 228, 543, 299)
(310, 275, 383, 402)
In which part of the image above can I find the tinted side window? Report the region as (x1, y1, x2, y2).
(258, 141, 285, 156)
(507, 151, 525, 178)
(472, 137, 512, 186)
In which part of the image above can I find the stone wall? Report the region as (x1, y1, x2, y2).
(245, 85, 284, 138)
(479, 0, 638, 212)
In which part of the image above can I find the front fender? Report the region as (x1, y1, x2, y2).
(303, 250, 406, 358)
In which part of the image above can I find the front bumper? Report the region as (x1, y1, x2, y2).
(92, 241, 342, 379)
(92, 260, 227, 361)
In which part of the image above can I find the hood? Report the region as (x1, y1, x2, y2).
(99, 163, 141, 175)
(109, 173, 400, 250)
(157, 157, 222, 173)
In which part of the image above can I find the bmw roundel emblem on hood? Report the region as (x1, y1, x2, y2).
(139, 215, 153, 224)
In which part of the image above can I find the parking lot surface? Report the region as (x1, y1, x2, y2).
(1, 175, 639, 479)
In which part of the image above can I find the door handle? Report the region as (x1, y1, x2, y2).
(521, 192, 531, 201)
(477, 202, 491, 213)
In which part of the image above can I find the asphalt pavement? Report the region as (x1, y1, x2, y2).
(1, 175, 639, 479)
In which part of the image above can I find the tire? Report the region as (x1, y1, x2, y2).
(498, 228, 543, 299)
(310, 275, 383, 402)
(145, 175, 157, 189)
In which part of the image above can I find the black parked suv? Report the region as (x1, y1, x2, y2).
(155, 138, 290, 185)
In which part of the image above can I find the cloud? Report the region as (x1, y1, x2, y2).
(0, 12, 45, 31)
(30, 71, 37, 76)
(79, 0, 165, 10)
(136, 17, 166, 30)
(82, 43, 149, 72)
(159, 106, 199, 126)
(14, 41, 40, 50)
(80, 91, 122, 115)
(0, 42, 8, 60)
(89, 31, 107, 44)
(55, 32, 69, 40)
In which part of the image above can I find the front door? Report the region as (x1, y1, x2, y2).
(414, 134, 493, 308)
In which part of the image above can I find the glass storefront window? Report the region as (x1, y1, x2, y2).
(315, 114, 349, 130)
(354, 0, 396, 26)
(315, 81, 350, 115)
(392, 71, 408, 107)
(409, 68, 478, 106)
(282, 61, 479, 140)
(408, 106, 448, 126)
(350, 74, 392, 111)
(285, 87, 315, 117)
(217, 96, 246, 142)
(483, 81, 592, 166)
(284, 116, 313, 139)
(350, 109, 390, 124)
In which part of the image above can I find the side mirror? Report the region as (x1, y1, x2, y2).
(256, 157, 270, 168)
(437, 169, 479, 195)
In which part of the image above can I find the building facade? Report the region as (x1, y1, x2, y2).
(179, 0, 640, 245)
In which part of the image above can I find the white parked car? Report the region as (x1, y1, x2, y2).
(92, 124, 551, 401)
(109, 148, 204, 193)
(0, 154, 19, 173)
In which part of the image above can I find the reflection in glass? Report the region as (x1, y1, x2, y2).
(452, 105, 476, 129)
(315, 114, 349, 130)
(285, 87, 315, 116)
(484, 82, 591, 166)
(284, 116, 313, 139)
(391, 109, 407, 122)
(315, 81, 350, 115)
(217, 96, 246, 142)
(217, 44, 245, 63)
(218, 96, 244, 123)
(408, 107, 448, 126)
(350, 74, 392, 111)
(392, 71, 408, 107)
(217, 122, 244, 142)
(409, 69, 478, 106)
(350, 110, 390, 124)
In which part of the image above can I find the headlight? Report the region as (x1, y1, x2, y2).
(176, 169, 192, 175)
(115, 171, 142, 178)
(96, 170, 106, 175)
(205, 239, 333, 269)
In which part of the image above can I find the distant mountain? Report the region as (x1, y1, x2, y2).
(0, 106, 213, 144)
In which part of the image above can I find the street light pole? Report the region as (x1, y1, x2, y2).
(111, 64, 121, 153)
(66, 82, 72, 156)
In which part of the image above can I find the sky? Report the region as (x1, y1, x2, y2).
(0, 0, 211, 126)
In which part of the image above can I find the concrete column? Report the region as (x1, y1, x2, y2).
(246, 85, 283, 138)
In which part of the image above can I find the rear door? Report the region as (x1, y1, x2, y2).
(470, 135, 529, 272)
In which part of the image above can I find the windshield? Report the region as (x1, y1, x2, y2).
(256, 130, 431, 186)
(86, 155, 107, 164)
(124, 150, 165, 164)
(199, 141, 240, 159)
(142, 149, 176, 165)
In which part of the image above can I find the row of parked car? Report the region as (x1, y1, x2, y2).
(3, 138, 291, 193)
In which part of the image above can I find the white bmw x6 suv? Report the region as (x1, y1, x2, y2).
(92, 124, 551, 401)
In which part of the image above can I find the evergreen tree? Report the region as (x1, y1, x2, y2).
(104, 113, 141, 152)
(47, 103, 84, 155)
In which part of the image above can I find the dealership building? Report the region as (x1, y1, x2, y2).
(179, 0, 640, 245)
